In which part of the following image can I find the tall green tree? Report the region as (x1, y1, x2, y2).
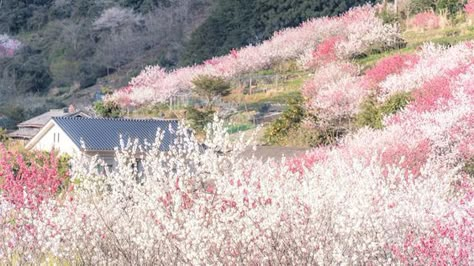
(191, 75, 231, 109)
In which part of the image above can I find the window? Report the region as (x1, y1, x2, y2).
(53, 132, 60, 143)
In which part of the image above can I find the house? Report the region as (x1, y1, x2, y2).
(26, 117, 178, 167)
(8, 107, 90, 141)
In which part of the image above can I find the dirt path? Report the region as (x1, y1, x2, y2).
(242, 145, 309, 161)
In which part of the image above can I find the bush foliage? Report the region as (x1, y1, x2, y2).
(356, 92, 413, 129)
(185, 107, 215, 133)
(93, 101, 122, 118)
(264, 97, 305, 145)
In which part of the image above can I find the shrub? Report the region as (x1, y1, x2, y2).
(185, 106, 215, 133)
(226, 123, 254, 134)
(380, 91, 413, 114)
(464, 158, 474, 177)
(436, 0, 465, 18)
(264, 97, 306, 145)
(356, 92, 413, 129)
(93, 100, 122, 118)
(408, 0, 437, 14)
(378, 8, 399, 24)
(303, 62, 367, 123)
(191, 75, 231, 110)
(284, 125, 338, 147)
(355, 97, 384, 129)
(0, 128, 8, 142)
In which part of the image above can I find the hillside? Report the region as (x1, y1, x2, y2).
(103, 1, 474, 147)
(0, 0, 214, 128)
(0, 0, 373, 130)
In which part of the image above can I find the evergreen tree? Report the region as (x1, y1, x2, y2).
(120, 0, 171, 12)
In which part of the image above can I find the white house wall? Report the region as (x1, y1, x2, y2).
(33, 123, 80, 155)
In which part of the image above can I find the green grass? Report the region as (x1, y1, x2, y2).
(253, 68, 277, 75)
(354, 47, 415, 69)
(282, 75, 307, 90)
(240, 90, 302, 111)
(226, 74, 306, 104)
(226, 123, 255, 134)
(403, 25, 474, 46)
(356, 24, 474, 69)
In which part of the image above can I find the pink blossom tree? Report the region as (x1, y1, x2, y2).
(364, 54, 419, 89)
(303, 62, 367, 127)
(408, 11, 441, 30)
(465, 0, 474, 15)
(0, 146, 66, 209)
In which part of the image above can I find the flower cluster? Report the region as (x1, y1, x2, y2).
(380, 42, 474, 99)
(2, 58, 474, 263)
(465, 0, 474, 15)
(364, 53, 419, 89)
(0, 147, 68, 258)
(0, 146, 65, 209)
(306, 36, 342, 68)
(0, 34, 21, 57)
(302, 62, 367, 122)
(108, 5, 402, 107)
(299, 41, 474, 263)
(408, 11, 441, 30)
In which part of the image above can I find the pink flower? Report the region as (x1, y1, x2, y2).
(0, 145, 66, 209)
(308, 36, 343, 68)
(303, 62, 367, 121)
(465, 0, 474, 15)
(409, 11, 441, 30)
(364, 54, 419, 88)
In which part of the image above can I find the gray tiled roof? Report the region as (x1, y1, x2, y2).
(53, 117, 178, 151)
(19, 109, 90, 128)
(8, 127, 40, 139)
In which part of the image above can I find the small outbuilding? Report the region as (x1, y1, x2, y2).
(8, 107, 90, 141)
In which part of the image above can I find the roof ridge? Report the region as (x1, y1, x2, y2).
(53, 116, 178, 122)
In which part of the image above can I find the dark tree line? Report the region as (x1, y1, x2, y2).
(180, 0, 376, 65)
